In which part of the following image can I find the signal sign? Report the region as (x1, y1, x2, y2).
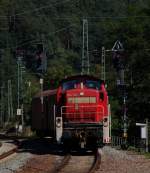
(112, 40, 124, 51)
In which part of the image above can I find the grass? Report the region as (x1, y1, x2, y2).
(144, 153, 150, 159)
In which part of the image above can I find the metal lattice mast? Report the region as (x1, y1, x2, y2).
(101, 47, 106, 81)
(7, 80, 10, 123)
(16, 51, 25, 133)
(112, 40, 127, 139)
(7, 80, 13, 121)
(17, 57, 20, 109)
(0, 84, 4, 127)
(7, 80, 12, 124)
(81, 19, 89, 75)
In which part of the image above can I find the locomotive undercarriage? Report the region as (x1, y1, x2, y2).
(62, 123, 103, 149)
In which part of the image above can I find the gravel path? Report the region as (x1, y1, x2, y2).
(96, 146, 150, 173)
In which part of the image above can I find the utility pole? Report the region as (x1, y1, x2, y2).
(81, 19, 89, 75)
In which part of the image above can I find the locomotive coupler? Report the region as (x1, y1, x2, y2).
(79, 131, 86, 148)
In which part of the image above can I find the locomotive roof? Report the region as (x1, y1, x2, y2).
(60, 75, 104, 84)
(34, 89, 57, 98)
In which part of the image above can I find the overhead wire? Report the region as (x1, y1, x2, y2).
(48, 16, 150, 20)
(0, 0, 77, 18)
(0, 0, 149, 49)
(0, 23, 77, 50)
(15, 0, 76, 16)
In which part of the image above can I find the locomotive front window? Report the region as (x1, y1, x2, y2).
(62, 80, 77, 91)
(84, 80, 101, 89)
(62, 79, 101, 90)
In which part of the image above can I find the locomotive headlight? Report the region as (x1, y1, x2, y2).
(103, 117, 108, 127)
(56, 117, 62, 128)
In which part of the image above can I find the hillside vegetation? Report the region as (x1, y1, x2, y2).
(0, 0, 150, 134)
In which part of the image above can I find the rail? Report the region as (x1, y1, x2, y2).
(88, 148, 102, 173)
(53, 154, 71, 173)
(52, 149, 101, 173)
(0, 147, 18, 160)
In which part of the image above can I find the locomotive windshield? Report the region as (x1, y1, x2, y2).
(84, 80, 101, 89)
(62, 80, 77, 90)
(62, 79, 101, 91)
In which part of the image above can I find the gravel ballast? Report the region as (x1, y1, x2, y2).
(97, 146, 150, 173)
(0, 152, 32, 173)
(1, 143, 150, 173)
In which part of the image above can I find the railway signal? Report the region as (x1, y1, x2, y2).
(102, 41, 128, 143)
(36, 43, 47, 74)
(112, 41, 128, 141)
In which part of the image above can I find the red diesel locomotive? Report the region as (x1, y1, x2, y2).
(32, 75, 111, 148)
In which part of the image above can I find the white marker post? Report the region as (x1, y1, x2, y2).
(136, 119, 149, 152)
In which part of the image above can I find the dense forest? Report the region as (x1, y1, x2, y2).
(0, 0, 150, 136)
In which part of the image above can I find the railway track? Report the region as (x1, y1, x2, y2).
(0, 134, 22, 162)
(53, 149, 101, 173)
(0, 135, 102, 173)
(0, 146, 18, 161)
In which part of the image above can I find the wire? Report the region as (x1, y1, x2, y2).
(1, 23, 77, 50)
(0, 0, 76, 18)
(50, 16, 150, 20)
(15, 0, 76, 16)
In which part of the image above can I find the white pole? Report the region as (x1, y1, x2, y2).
(146, 118, 149, 152)
(40, 78, 44, 111)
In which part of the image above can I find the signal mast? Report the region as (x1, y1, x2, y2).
(101, 41, 128, 145)
(81, 19, 89, 75)
(112, 41, 128, 141)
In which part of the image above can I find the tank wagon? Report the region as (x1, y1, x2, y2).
(32, 75, 111, 148)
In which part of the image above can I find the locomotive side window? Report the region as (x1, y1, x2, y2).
(84, 80, 101, 89)
(62, 80, 77, 91)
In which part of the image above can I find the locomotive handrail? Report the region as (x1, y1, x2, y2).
(61, 105, 104, 120)
(61, 105, 104, 108)
(61, 112, 103, 115)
